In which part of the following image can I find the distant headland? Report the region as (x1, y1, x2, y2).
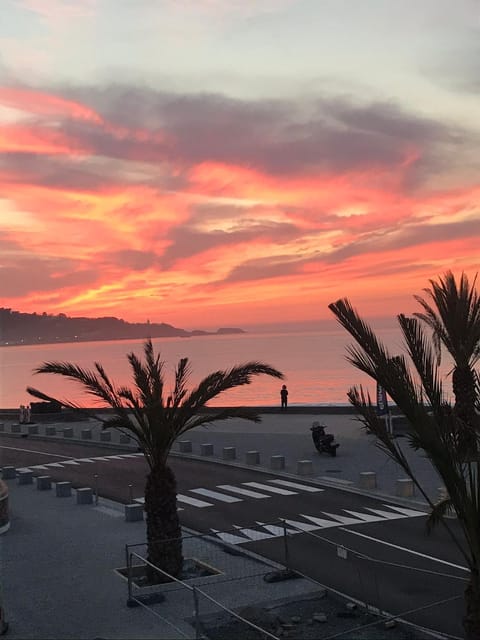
(0, 308, 245, 347)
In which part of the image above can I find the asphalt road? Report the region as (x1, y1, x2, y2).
(1, 435, 466, 637)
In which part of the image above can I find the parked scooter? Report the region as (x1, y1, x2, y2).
(310, 421, 339, 457)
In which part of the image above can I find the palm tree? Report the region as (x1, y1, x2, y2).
(27, 339, 284, 581)
(414, 271, 480, 453)
(329, 296, 480, 639)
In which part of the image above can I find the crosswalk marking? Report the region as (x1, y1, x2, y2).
(299, 514, 340, 529)
(74, 458, 95, 463)
(321, 512, 365, 526)
(30, 465, 49, 470)
(365, 507, 405, 520)
(256, 522, 298, 535)
(216, 484, 270, 499)
(190, 488, 242, 503)
(233, 525, 275, 541)
(283, 518, 321, 532)
(243, 482, 296, 495)
(60, 460, 80, 466)
(177, 494, 212, 508)
(268, 479, 323, 492)
(383, 504, 426, 517)
(211, 529, 249, 545)
(45, 462, 65, 468)
(342, 509, 385, 523)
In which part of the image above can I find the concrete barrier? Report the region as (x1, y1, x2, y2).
(100, 431, 111, 442)
(11, 424, 21, 434)
(76, 487, 93, 504)
(245, 451, 260, 465)
(81, 428, 92, 440)
(270, 455, 285, 471)
(0, 423, 4, 432)
(359, 471, 377, 490)
(27, 425, 39, 435)
(37, 476, 52, 490)
(297, 460, 314, 476)
(396, 478, 414, 498)
(63, 427, 74, 438)
(200, 443, 214, 456)
(222, 447, 236, 460)
(119, 434, 131, 444)
(1, 466, 16, 480)
(125, 503, 143, 522)
(45, 426, 56, 436)
(18, 470, 33, 485)
(56, 481, 72, 497)
(178, 440, 193, 453)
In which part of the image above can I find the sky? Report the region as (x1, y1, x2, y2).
(0, 0, 479, 330)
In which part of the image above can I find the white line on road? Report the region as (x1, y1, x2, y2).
(0, 445, 69, 458)
(243, 482, 296, 495)
(268, 479, 324, 492)
(190, 488, 242, 503)
(216, 484, 270, 499)
(176, 494, 213, 508)
(341, 528, 469, 572)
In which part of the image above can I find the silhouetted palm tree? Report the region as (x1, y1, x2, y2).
(27, 339, 283, 581)
(329, 296, 480, 640)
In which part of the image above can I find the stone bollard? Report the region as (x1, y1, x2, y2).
(125, 503, 143, 522)
(2, 467, 16, 480)
(245, 451, 260, 465)
(76, 487, 93, 504)
(359, 471, 377, 490)
(56, 481, 72, 497)
(27, 425, 39, 435)
(270, 455, 285, 471)
(81, 428, 92, 440)
(37, 476, 52, 491)
(18, 470, 33, 485)
(222, 447, 236, 460)
(396, 478, 414, 498)
(119, 434, 130, 444)
(100, 431, 111, 442)
(63, 427, 74, 438)
(11, 424, 21, 434)
(200, 443, 214, 456)
(297, 460, 314, 476)
(45, 426, 56, 436)
(0, 423, 4, 432)
(178, 440, 193, 453)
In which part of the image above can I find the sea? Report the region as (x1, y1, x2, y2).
(0, 323, 452, 409)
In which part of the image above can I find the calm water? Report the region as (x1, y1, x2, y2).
(0, 326, 444, 408)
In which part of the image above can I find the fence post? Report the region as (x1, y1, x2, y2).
(192, 586, 201, 640)
(94, 474, 99, 505)
(125, 546, 134, 606)
(281, 519, 290, 571)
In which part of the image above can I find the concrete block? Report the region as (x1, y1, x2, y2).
(297, 460, 314, 476)
(100, 431, 111, 442)
(396, 478, 414, 498)
(76, 487, 93, 504)
(45, 426, 56, 436)
(10, 424, 21, 434)
(119, 434, 130, 444)
(63, 427, 73, 438)
(125, 503, 143, 522)
(2, 467, 16, 480)
(200, 443, 214, 456)
(0, 423, 4, 432)
(27, 424, 39, 435)
(178, 440, 192, 453)
(245, 450, 260, 465)
(18, 470, 33, 485)
(359, 471, 377, 490)
(56, 481, 72, 497)
(222, 446, 236, 460)
(270, 455, 285, 471)
(81, 428, 92, 440)
(36, 476, 52, 491)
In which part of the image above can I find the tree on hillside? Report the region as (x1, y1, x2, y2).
(27, 338, 283, 581)
(329, 279, 480, 639)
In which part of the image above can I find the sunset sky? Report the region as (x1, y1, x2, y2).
(1, 0, 479, 330)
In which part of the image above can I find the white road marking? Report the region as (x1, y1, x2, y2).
(256, 522, 298, 535)
(382, 504, 426, 517)
(16, 467, 32, 473)
(299, 514, 339, 529)
(104, 455, 124, 460)
(45, 462, 64, 468)
(90, 457, 111, 462)
(211, 529, 249, 545)
(60, 460, 80, 465)
(365, 507, 405, 520)
(0, 445, 68, 458)
(341, 528, 468, 572)
(190, 488, 242, 503)
(74, 458, 95, 463)
(216, 484, 270, 499)
(321, 512, 366, 526)
(177, 494, 212, 508)
(30, 465, 49, 470)
(243, 482, 296, 495)
(342, 509, 385, 523)
(283, 518, 322, 532)
(268, 479, 323, 492)
(233, 525, 276, 541)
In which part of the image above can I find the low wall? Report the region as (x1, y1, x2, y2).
(0, 479, 9, 534)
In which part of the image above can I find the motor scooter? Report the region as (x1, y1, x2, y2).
(310, 421, 339, 457)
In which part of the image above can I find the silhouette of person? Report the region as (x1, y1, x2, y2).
(280, 384, 288, 411)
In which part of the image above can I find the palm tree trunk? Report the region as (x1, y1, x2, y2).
(144, 464, 183, 583)
(453, 366, 479, 457)
(464, 569, 480, 640)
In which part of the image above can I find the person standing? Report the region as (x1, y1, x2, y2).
(280, 384, 288, 411)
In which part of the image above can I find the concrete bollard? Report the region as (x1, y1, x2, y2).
(76, 487, 93, 504)
(200, 443, 214, 456)
(100, 431, 111, 442)
(119, 434, 130, 444)
(18, 470, 33, 485)
(245, 451, 260, 465)
(270, 455, 285, 471)
(125, 503, 143, 522)
(2, 467, 16, 480)
(11, 424, 21, 434)
(37, 476, 52, 491)
(297, 460, 314, 476)
(45, 426, 56, 436)
(222, 446, 236, 460)
(396, 478, 414, 498)
(27, 425, 39, 435)
(178, 440, 193, 453)
(0, 423, 4, 432)
(63, 427, 74, 438)
(56, 481, 72, 497)
(81, 428, 92, 440)
(359, 471, 377, 490)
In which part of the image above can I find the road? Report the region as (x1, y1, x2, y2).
(1, 435, 466, 637)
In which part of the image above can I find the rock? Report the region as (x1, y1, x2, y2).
(313, 613, 328, 623)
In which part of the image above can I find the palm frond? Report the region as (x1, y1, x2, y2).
(426, 498, 454, 535)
